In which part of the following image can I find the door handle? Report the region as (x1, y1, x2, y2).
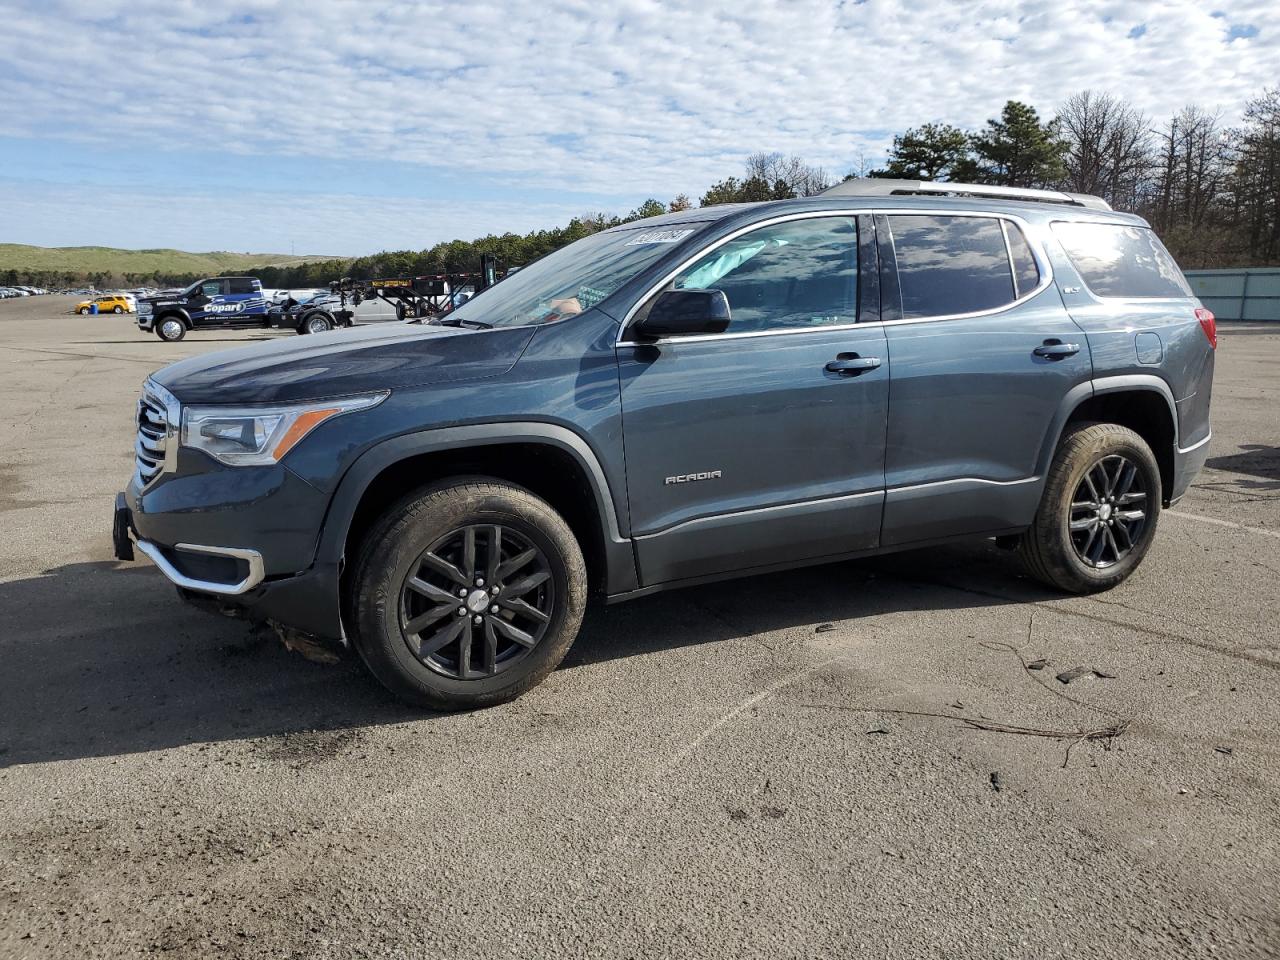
(1033, 340, 1081, 360)
(825, 355, 882, 376)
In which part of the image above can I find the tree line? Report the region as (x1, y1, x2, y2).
(11, 86, 1278, 289)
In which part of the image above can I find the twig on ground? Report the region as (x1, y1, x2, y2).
(979, 638, 1126, 720)
(802, 703, 1127, 769)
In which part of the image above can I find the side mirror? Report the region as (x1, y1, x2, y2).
(634, 289, 730, 339)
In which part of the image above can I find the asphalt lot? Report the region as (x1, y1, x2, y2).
(1, 295, 1278, 959)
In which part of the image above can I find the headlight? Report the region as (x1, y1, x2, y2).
(180, 392, 388, 466)
(138, 302, 152, 315)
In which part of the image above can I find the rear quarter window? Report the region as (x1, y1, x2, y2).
(1052, 221, 1191, 298)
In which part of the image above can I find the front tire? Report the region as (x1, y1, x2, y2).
(352, 479, 587, 710)
(1018, 422, 1161, 593)
(113, 305, 124, 314)
(156, 317, 187, 342)
(78, 307, 89, 315)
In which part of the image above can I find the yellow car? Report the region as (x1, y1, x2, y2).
(76, 295, 134, 315)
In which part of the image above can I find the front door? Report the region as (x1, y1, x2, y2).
(187, 279, 227, 328)
(616, 214, 889, 586)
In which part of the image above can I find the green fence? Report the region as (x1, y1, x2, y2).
(1184, 268, 1280, 322)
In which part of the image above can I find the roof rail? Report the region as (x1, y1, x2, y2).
(821, 178, 1112, 211)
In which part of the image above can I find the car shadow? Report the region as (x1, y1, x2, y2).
(0, 542, 1046, 768)
(1205, 444, 1280, 490)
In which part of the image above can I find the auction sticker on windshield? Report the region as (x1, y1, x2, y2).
(626, 228, 696, 245)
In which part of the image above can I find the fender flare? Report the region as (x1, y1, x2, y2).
(153, 307, 192, 328)
(314, 422, 638, 595)
(1035, 373, 1179, 476)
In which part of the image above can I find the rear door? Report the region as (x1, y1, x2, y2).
(878, 212, 1093, 545)
(225, 277, 269, 324)
(617, 213, 889, 585)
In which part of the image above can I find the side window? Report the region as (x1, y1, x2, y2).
(1003, 221, 1040, 297)
(890, 215, 1015, 319)
(670, 217, 857, 333)
(1051, 221, 1192, 298)
(227, 278, 256, 295)
(199, 280, 225, 297)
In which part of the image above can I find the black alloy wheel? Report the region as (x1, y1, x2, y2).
(1017, 422, 1161, 594)
(1068, 454, 1149, 568)
(399, 524, 554, 679)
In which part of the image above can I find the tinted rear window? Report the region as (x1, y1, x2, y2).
(227, 278, 256, 295)
(1052, 222, 1191, 298)
(890, 215, 1015, 319)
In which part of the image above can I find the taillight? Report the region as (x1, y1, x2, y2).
(1195, 307, 1217, 350)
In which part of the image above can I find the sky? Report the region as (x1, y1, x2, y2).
(0, 0, 1276, 257)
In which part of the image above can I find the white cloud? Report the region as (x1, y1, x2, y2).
(0, 0, 1276, 248)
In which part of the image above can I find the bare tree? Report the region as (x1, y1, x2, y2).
(744, 152, 832, 197)
(1231, 88, 1280, 264)
(1056, 91, 1153, 210)
(1144, 106, 1234, 265)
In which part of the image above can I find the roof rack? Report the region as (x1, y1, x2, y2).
(821, 178, 1112, 211)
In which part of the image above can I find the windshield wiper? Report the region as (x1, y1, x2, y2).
(433, 316, 493, 329)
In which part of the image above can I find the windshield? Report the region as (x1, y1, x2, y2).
(444, 223, 709, 328)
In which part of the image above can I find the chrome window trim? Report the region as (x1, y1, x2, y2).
(615, 207, 1056, 347)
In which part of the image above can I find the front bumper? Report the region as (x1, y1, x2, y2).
(135, 540, 265, 595)
(137, 314, 154, 332)
(115, 455, 346, 640)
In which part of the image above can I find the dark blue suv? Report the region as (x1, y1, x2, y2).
(114, 180, 1215, 709)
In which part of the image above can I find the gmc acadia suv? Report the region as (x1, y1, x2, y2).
(113, 180, 1215, 709)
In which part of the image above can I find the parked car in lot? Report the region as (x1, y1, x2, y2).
(266, 291, 353, 334)
(76, 294, 134, 314)
(114, 179, 1215, 709)
(136, 277, 271, 340)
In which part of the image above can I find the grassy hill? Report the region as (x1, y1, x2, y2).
(0, 244, 346, 284)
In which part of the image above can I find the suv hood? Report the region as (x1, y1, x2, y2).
(152, 322, 536, 404)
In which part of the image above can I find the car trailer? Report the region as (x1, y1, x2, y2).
(367, 254, 504, 322)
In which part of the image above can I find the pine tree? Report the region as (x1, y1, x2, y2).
(972, 101, 1066, 187)
(870, 123, 978, 181)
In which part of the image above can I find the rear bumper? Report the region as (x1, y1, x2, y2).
(1169, 430, 1211, 505)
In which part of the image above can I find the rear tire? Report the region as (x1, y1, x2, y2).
(1017, 422, 1161, 593)
(304, 313, 333, 334)
(352, 479, 587, 710)
(113, 305, 124, 314)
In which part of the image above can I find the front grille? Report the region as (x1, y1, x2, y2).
(135, 382, 176, 486)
